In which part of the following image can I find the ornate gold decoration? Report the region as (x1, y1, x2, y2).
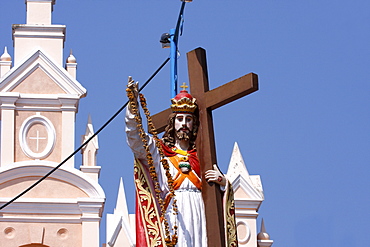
(170, 83, 197, 114)
(224, 181, 238, 247)
(139, 93, 178, 246)
(134, 159, 165, 247)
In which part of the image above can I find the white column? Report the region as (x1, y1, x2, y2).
(60, 97, 77, 168)
(235, 200, 261, 247)
(26, 0, 54, 25)
(80, 166, 101, 182)
(78, 199, 104, 247)
(0, 61, 12, 78)
(66, 63, 77, 79)
(0, 94, 19, 167)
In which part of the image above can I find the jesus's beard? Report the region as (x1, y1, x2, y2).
(176, 129, 191, 141)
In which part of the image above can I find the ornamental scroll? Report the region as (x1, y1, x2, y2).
(224, 182, 238, 246)
(134, 158, 166, 247)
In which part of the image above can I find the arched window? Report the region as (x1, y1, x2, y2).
(88, 150, 92, 166)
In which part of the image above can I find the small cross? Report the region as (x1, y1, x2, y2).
(180, 82, 188, 91)
(29, 130, 47, 152)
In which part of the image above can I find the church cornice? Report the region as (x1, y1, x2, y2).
(0, 93, 18, 109)
(12, 24, 66, 42)
(0, 93, 81, 111)
(0, 198, 105, 224)
(234, 199, 264, 216)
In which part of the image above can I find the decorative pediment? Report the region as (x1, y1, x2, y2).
(232, 174, 264, 201)
(11, 67, 66, 94)
(0, 49, 86, 97)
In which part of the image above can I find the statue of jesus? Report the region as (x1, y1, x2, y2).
(125, 77, 229, 247)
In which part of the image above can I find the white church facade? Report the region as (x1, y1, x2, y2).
(0, 1, 272, 247)
(0, 1, 104, 246)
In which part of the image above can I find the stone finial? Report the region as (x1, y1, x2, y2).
(0, 47, 12, 78)
(66, 49, 77, 63)
(257, 218, 273, 247)
(65, 49, 77, 78)
(257, 218, 270, 240)
(0, 47, 11, 61)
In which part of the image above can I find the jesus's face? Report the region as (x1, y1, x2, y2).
(175, 113, 193, 140)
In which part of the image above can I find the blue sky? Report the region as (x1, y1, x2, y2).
(1, 1, 370, 246)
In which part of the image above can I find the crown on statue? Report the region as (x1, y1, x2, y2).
(171, 83, 197, 113)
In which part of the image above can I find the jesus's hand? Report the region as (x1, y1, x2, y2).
(127, 76, 139, 99)
(127, 76, 139, 114)
(205, 164, 226, 187)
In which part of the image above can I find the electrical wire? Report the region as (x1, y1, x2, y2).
(0, 57, 170, 211)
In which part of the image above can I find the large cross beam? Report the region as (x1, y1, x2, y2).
(151, 47, 258, 246)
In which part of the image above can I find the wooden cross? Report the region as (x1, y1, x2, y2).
(151, 47, 258, 246)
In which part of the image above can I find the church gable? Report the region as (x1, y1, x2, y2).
(0, 49, 86, 96)
(232, 174, 264, 201)
(11, 67, 66, 94)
